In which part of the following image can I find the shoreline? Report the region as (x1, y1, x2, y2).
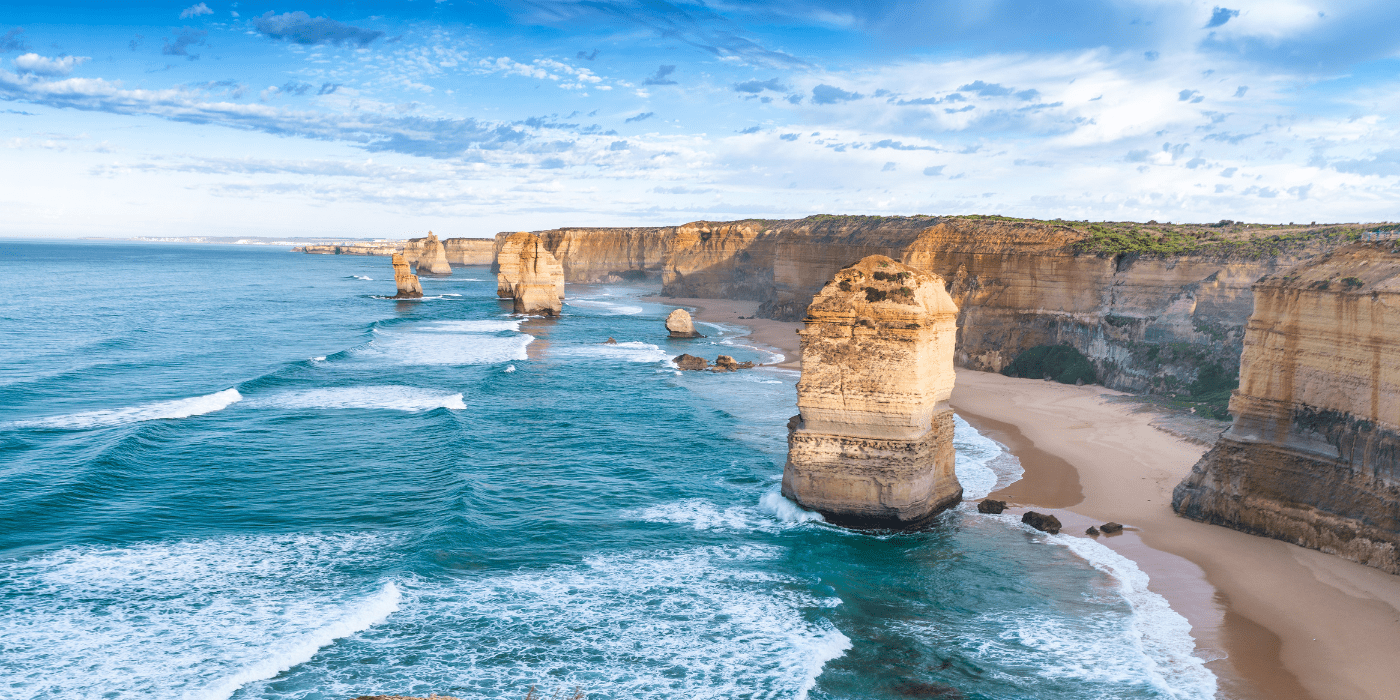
(675, 295, 1400, 700)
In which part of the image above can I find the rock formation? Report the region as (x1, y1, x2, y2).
(672, 354, 754, 372)
(495, 232, 565, 315)
(1173, 243, 1400, 573)
(666, 309, 702, 338)
(494, 216, 1364, 397)
(977, 499, 1006, 514)
(1021, 511, 1062, 534)
(390, 254, 423, 298)
(412, 232, 453, 276)
(496, 232, 566, 302)
(404, 236, 494, 266)
(781, 255, 962, 528)
(712, 355, 753, 372)
(673, 354, 709, 371)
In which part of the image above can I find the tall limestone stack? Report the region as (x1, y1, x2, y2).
(496, 232, 565, 301)
(1173, 243, 1400, 573)
(495, 232, 565, 315)
(390, 253, 423, 299)
(782, 255, 962, 527)
(414, 232, 453, 276)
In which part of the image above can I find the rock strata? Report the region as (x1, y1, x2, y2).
(390, 254, 423, 299)
(1021, 511, 1062, 534)
(413, 232, 453, 276)
(495, 232, 565, 315)
(1173, 243, 1400, 573)
(666, 309, 703, 338)
(781, 255, 962, 528)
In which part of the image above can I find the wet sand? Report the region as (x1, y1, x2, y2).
(677, 298, 1400, 700)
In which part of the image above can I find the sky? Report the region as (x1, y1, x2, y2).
(3, 1, 1400, 238)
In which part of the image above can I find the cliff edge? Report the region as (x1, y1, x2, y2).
(782, 255, 962, 527)
(1173, 243, 1400, 573)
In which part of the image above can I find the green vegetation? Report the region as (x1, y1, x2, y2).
(1341, 276, 1365, 289)
(1001, 345, 1097, 385)
(1067, 221, 1367, 258)
(1179, 363, 1238, 420)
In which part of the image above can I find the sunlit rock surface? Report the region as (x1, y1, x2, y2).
(390, 254, 423, 299)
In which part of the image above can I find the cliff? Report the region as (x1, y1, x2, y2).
(782, 255, 962, 527)
(404, 237, 493, 266)
(409, 232, 452, 276)
(1173, 243, 1400, 573)
(496, 232, 565, 315)
(389, 254, 423, 299)
(297, 243, 400, 256)
(505, 216, 1366, 401)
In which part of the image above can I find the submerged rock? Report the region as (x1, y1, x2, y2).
(495, 232, 565, 316)
(605, 337, 617, 344)
(782, 255, 963, 528)
(414, 231, 453, 276)
(673, 354, 709, 371)
(1021, 511, 1062, 534)
(976, 499, 1006, 514)
(666, 308, 703, 338)
(390, 253, 423, 299)
(712, 355, 754, 372)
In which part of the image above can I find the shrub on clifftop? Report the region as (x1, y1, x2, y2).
(1001, 344, 1097, 386)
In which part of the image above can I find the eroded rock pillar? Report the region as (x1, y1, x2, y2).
(390, 253, 423, 299)
(781, 254, 962, 527)
(496, 232, 565, 315)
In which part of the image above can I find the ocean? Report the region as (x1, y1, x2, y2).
(0, 241, 1216, 700)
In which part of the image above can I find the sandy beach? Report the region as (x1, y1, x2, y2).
(682, 299, 1400, 700)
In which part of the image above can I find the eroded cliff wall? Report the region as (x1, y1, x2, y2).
(1173, 243, 1400, 573)
(508, 215, 1347, 395)
(404, 237, 494, 266)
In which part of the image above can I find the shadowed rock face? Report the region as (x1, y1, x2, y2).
(413, 232, 453, 276)
(390, 254, 423, 299)
(782, 255, 962, 528)
(1173, 243, 1400, 573)
(496, 232, 565, 315)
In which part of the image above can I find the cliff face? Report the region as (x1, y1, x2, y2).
(782, 255, 962, 527)
(390, 254, 423, 299)
(496, 232, 565, 315)
(511, 216, 1345, 396)
(408, 232, 452, 276)
(1173, 243, 1400, 573)
(398, 237, 494, 266)
(297, 243, 399, 256)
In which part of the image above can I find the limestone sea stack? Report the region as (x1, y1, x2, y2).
(781, 255, 962, 528)
(496, 231, 566, 301)
(666, 308, 703, 338)
(496, 232, 565, 315)
(414, 231, 453, 276)
(1173, 243, 1400, 573)
(390, 253, 423, 298)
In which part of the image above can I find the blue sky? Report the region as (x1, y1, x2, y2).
(3, 1, 1400, 238)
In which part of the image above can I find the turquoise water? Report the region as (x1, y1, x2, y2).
(0, 242, 1215, 700)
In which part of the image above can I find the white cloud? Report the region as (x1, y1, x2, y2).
(180, 3, 214, 19)
(13, 53, 90, 77)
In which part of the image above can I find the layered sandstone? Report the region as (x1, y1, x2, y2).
(390, 254, 423, 299)
(1173, 243, 1400, 573)
(410, 232, 452, 276)
(782, 255, 962, 528)
(297, 243, 400, 256)
(404, 237, 494, 266)
(502, 217, 1349, 395)
(496, 232, 565, 315)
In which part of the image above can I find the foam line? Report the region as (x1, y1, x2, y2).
(247, 387, 465, 411)
(8, 388, 242, 430)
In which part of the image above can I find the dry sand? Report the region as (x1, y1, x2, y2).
(676, 298, 1400, 700)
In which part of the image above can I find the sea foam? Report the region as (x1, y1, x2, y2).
(551, 340, 673, 364)
(953, 414, 1024, 500)
(7, 388, 243, 430)
(0, 533, 401, 700)
(355, 319, 531, 366)
(247, 386, 466, 411)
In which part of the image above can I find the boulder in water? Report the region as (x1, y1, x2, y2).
(1021, 511, 1062, 534)
(673, 354, 709, 371)
(666, 309, 703, 338)
(712, 355, 754, 372)
(1099, 521, 1123, 534)
(1086, 525, 1100, 536)
(977, 499, 1006, 514)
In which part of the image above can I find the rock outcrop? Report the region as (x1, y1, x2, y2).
(496, 216, 1365, 397)
(781, 255, 962, 528)
(1021, 511, 1062, 534)
(390, 254, 423, 298)
(1173, 243, 1400, 573)
(673, 354, 709, 371)
(666, 309, 702, 338)
(411, 232, 453, 276)
(496, 232, 565, 315)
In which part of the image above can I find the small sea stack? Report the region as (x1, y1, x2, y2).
(413, 231, 453, 276)
(781, 254, 962, 528)
(666, 309, 703, 338)
(778, 254, 963, 526)
(496, 232, 565, 315)
(390, 253, 423, 298)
